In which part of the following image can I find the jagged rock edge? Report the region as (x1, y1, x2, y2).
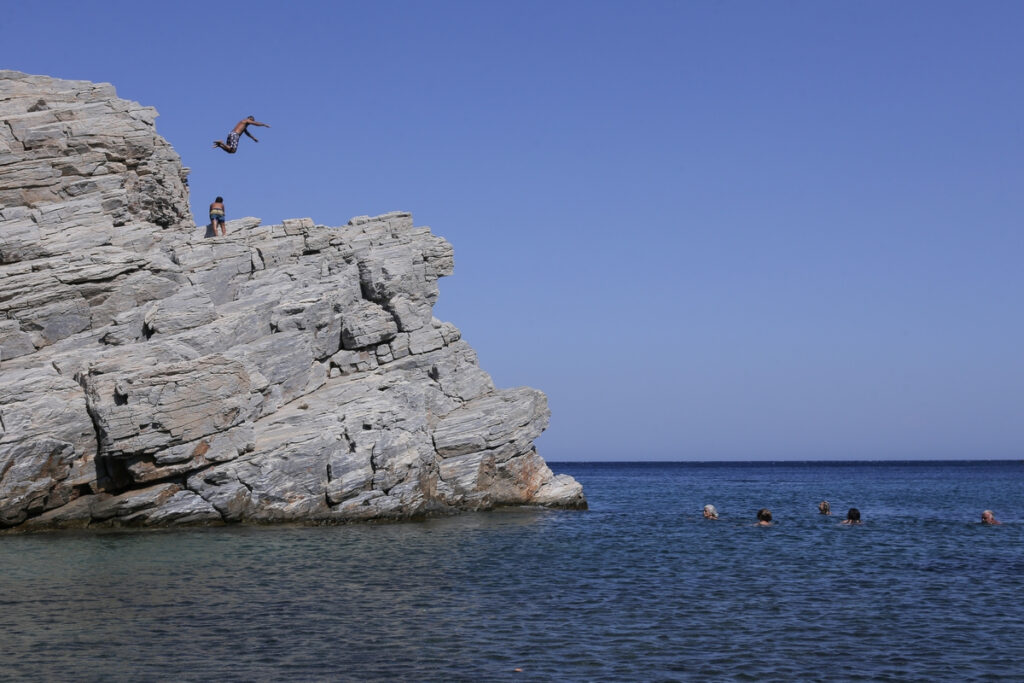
(0, 70, 585, 532)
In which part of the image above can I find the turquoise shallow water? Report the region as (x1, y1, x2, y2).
(1, 461, 1022, 681)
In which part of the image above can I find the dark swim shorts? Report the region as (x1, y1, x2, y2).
(226, 131, 240, 151)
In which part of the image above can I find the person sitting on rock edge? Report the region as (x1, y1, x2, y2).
(213, 115, 270, 153)
(209, 196, 226, 236)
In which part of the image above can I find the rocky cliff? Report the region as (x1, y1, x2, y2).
(0, 71, 585, 531)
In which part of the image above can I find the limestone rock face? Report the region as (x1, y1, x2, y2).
(0, 71, 585, 531)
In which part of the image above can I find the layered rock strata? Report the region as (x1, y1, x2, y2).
(0, 71, 585, 531)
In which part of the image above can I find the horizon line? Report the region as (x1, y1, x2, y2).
(547, 458, 1024, 465)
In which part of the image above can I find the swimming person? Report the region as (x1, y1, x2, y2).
(756, 509, 772, 526)
(702, 504, 719, 520)
(841, 508, 861, 525)
(209, 196, 226, 236)
(981, 510, 1001, 525)
(818, 501, 831, 515)
(213, 116, 271, 153)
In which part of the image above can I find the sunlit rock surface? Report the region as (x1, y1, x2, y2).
(0, 71, 585, 531)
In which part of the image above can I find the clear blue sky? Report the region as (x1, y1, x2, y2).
(6, 1, 1023, 460)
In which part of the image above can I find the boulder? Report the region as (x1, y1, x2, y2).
(0, 70, 585, 532)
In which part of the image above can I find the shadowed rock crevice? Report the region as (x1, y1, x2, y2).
(0, 70, 586, 532)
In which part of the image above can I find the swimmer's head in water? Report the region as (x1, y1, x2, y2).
(818, 501, 831, 515)
(703, 504, 718, 519)
(846, 508, 861, 522)
(757, 508, 772, 523)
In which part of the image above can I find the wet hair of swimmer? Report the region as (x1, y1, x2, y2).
(819, 500, 831, 514)
(215, 196, 223, 203)
(757, 508, 772, 522)
(846, 508, 861, 522)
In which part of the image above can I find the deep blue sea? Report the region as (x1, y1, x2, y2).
(1, 461, 1022, 681)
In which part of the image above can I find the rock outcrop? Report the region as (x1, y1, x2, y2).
(0, 71, 585, 531)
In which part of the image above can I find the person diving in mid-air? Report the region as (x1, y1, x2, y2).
(213, 116, 271, 153)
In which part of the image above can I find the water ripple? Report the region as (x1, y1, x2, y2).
(0, 461, 1022, 680)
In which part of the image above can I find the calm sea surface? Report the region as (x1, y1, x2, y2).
(1, 461, 1022, 681)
